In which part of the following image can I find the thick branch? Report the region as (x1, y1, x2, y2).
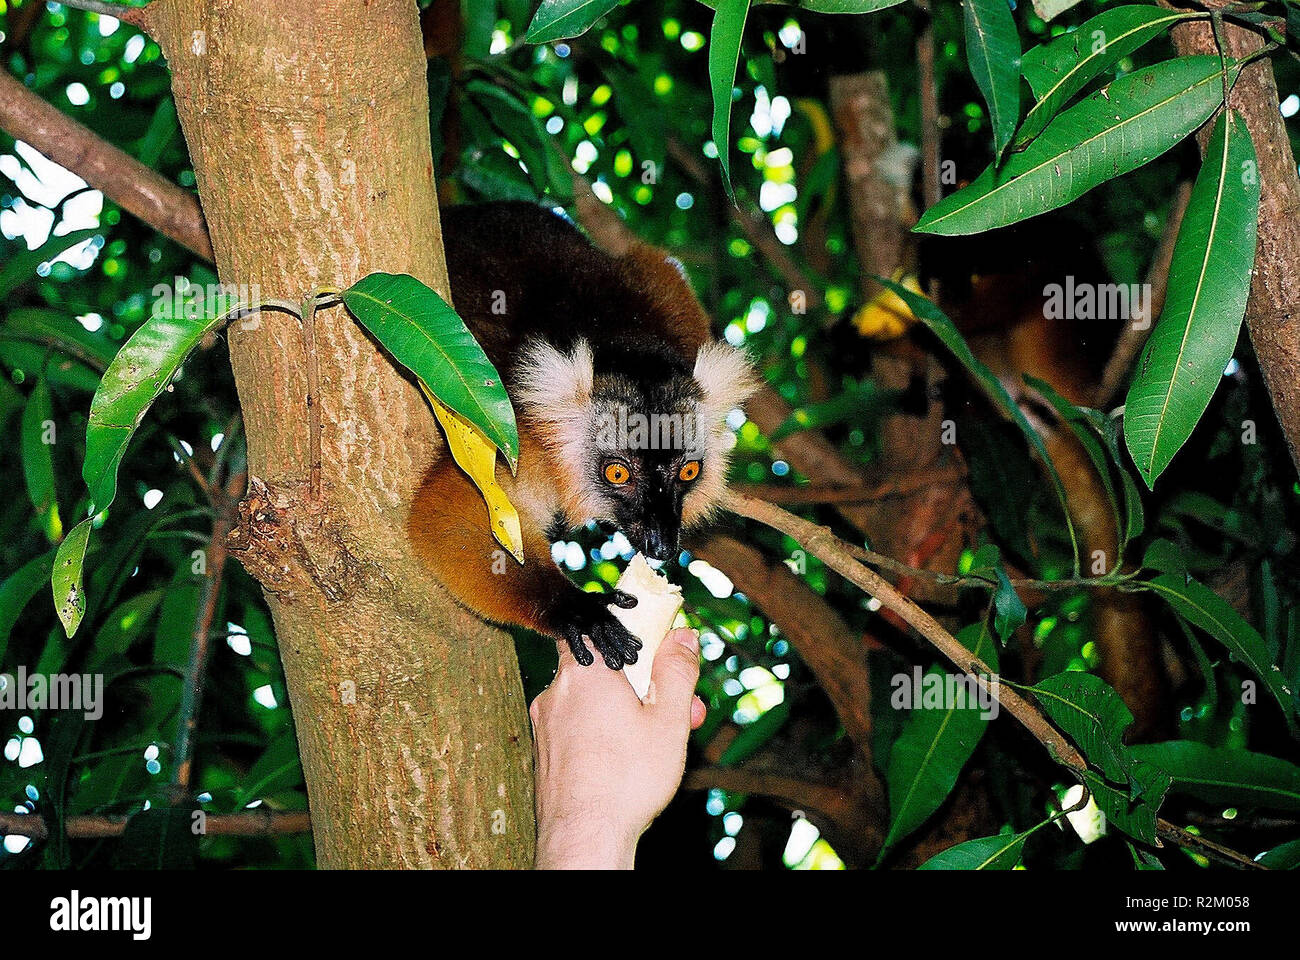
(734, 465, 965, 505)
(682, 767, 854, 824)
(0, 69, 212, 260)
(0, 808, 310, 840)
(692, 533, 876, 776)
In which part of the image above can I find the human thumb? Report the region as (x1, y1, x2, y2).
(645, 628, 701, 718)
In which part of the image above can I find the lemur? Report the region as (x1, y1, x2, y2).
(410, 202, 757, 671)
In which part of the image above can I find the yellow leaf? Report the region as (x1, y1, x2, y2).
(851, 273, 923, 341)
(420, 383, 525, 564)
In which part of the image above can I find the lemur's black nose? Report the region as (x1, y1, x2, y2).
(642, 528, 677, 562)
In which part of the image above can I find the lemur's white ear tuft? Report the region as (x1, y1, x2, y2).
(693, 340, 759, 424)
(514, 338, 594, 421)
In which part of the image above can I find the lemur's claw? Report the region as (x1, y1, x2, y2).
(555, 590, 642, 670)
(610, 589, 639, 610)
(565, 633, 596, 667)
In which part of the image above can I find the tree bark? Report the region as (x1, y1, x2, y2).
(140, 0, 534, 868)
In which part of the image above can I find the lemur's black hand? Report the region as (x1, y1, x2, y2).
(553, 589, 642, 670)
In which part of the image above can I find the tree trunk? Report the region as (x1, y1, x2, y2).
(141, 0, 534, 868)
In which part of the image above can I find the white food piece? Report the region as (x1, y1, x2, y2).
(612, 553, 686, 700)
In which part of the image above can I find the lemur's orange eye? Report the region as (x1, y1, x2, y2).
(678, 460, 701, 483)
(603, 461, 630, 485)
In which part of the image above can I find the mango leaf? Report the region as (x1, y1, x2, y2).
(698, 0, 905, 11)
(915, 56, 1237, 235)
(4, 305, 117, 372)
(880, 278, 1080, 571)
(1031, 671, 1134, 783)
(1124, 112, 1259, 488)
(342, 273, 518, 472)
(963, 0, 1021, 157)
(237, 727, 304, 808)
(966, 545, 1026, 641)
(1130, 741, 1300, 811)
(1017, 6, 1194, 148)
(1024, 375, 1126, 561)
(111, 806, 200, 870)
(719, 700, 791, 766)
(0, 549, 56, 662)
(424, 384, 525, 563)
(21, 376, 61, 538)
(1145, 573, 1297, 723)
(0, 228, 101, 299)
(463, 81, 573, 202)
(918, 830, 1026, 869)
(882, 623, 998, 853)
(709, 0, 751, 202)
(52, 518, 93, 637)
(1257, 838, 1300, 869)
(1128, 841, 1165, 869)
(1082, 764, 1170, 844)
(524, 0, 623, 42)
(85, 306, 230, 512)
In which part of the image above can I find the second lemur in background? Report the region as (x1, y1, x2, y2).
(410, 202, 756, 670)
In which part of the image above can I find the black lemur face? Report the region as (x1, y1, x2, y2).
(513, 336, 757, 557)
(591, 383, 705, 561)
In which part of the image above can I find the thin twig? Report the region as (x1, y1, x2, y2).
(302, 293, 323, 503)
(168, 467, 244, 800)
(724, 489, 1089, 772)
(726, 490, 1266, 868)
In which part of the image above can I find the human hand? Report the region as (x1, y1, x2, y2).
(531, 627, 706, 869)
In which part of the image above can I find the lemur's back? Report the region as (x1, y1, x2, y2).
(440, 202, 709, 387)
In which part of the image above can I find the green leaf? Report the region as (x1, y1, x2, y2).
(1141, 538, 1186, 576)
(1127, 840, 1165, 869)
(963, 0, 1021, 157)
(967, 545, 1026, 641)
(918, 830, 1026, 869)
(21, 376, 61, 538)
(1032, 671, 1134, 783)
(0, 228, 101, 300)
(111, 806, 200, 870)
(880, 278, 1080, 572)
(0, 549, 56, 662)
(697, 0, 905, 11)
(4, 305, 117, 369)
(719, 700, 791, 766)
(1024, 375, 1126, 560)
(883, 623, 998, 852)
(1082, 764, 1170, 844)
(1130, 741, 1300, 811)
(52, 518, 93, 637)
(1146, 573, 1297, 722)
(524, 0, 623, 43)
(238, 727, 304, 807)
(85, 306, 229, 512)
(709, 0, 751, 202)
(1124, 112, 1259, 488)
(916, 56, 1237, 235)
(341, 273, 518, 471)
(1017, 6, 1193, 148)
(1257, 837, 1300, 869)
(463, 81, 573, 202)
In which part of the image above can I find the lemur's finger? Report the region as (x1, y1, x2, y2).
(609, 589, 639, 609)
